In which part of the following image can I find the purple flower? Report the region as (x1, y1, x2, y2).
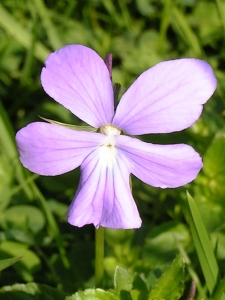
(16, 45, 217, 229)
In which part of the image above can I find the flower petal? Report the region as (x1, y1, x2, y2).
(15, 122, 104, 176)
(67, 147, 141, 229)
(41, 45, 114, 128)
(113, 59, 217, 135)
(117, 135, 203, 188)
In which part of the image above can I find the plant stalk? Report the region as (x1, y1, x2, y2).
(95, 226, 104, 288)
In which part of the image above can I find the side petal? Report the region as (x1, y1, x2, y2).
(117, 135, 203, 188)
(15, 122, 104, 175)
(41, 45, 114, 128)
(67, 147, 141, 229)
(113, 59, 217, 135)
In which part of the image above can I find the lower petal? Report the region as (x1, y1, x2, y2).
(67, 147, 141, 229)
(117, 135, 203, 188)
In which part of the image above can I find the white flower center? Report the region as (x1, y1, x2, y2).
(100, 125, 121, 136)
(99, 125, 121, 168)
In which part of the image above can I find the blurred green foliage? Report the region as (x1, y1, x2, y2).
(0, 0, 225, 299)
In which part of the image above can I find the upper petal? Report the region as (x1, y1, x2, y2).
(117, 135, 203, 188)
(41, 45, 114, 128)
(15, 122, 104, 175)
(113, 59, 217, 135)
(67, 146, 141, 229)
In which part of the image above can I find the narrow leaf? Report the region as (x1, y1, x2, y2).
(0, 4, 50, 62)
(39, 116, 97, 132)
(213, 275, 225, 300)
(185, 192, 220, 295)
(172, 7, 202, 57)
(32, 0, 63, 49)
(0, 256, 22, 271)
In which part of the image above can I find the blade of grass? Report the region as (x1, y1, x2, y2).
(177, 243, 207, 299)
(0, 102, 69, 268)
(0, 4, 50, 62)
(215, 0, 225, 43)
(32, 0, 63, 50)
(32, 185, 70, 268)
(0, 256, 22, 271)
(0, 102, 34, 200)
(101, 0, 123, 28)
(185, 192, 220, 295)
(172, 7, 202, 57)
(21, 4, 39, 82)
(213, 276, 225, 300)
(158, 0, 173, 54)
(118, 0, 133, 29)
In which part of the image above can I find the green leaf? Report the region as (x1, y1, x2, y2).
(148, 255, 185, 300)
(132, 274, 148, 294)
(172, 6, 202, 57)
(114, 266, 133, 293)
(0, 256, 22, 271)
(143, 222, 190, 268)
(2, 205, 45, 233)
(0, 282, 67, 300)
(213, 275, 225, 300)
(66, 289, 117, 300)
(0, 241, 41, 281)
(0, 229, 35, 245)
(131, 274, 148, 300)
(130, 289, 147, 300)
(0, 102, 35, 200)
(203, 135, 225, 196)
(32, 0, 63, 50)
(39, 116, 97, 132)
(185, 192, 220, 295)
(0, 4, 50, 62)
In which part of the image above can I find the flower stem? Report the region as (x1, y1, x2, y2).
(95, 226, 104, 288)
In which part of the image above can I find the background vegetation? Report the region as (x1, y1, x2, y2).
(0, 0, 225, 299)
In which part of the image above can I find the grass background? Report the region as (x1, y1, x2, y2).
(0, 0, 225, 298)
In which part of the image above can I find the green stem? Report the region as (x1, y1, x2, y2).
(95, 226, 104, 288)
